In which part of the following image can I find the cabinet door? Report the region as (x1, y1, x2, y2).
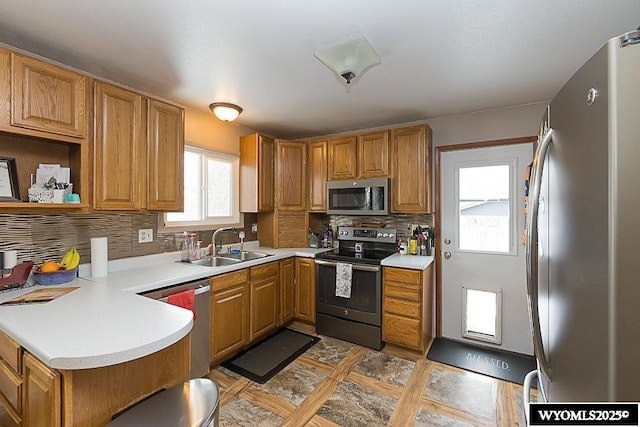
(93, 81, 144, 210)
(279, 258, 295, 325)
(308, 140, 327, 211)
(259, 136, 275, 211)
(240, 134, 274, 213)
(147, 99, 184, 211)
(250, 275, 279, 342)
(391, 125, 432, 213)
(358, 131, 389, 178)
(22, 352, 60, 427)
(11, 53, 86, 138)
(328, 136, 357, 180)
(295, 258, 316, 324)
(276, 140, 307, 210)
(211, 284, 248, 365)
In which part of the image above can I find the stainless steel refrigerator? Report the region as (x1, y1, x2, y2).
(524, 29, 640, 403)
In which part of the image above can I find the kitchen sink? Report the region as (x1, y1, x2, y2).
(181, 257, 243, 267)
(223, 251, 273, 261)
(178, 251, 272, 268)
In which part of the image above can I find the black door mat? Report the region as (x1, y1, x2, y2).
(222, 328, 320, 384)
(427, 338, 536, 386)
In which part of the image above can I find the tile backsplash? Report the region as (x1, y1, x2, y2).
(0, 213, 258, 266)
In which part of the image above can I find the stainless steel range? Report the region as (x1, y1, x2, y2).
(315, 226, 397, 350)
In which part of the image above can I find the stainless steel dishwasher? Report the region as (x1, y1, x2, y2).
(141, 278, 211, 378)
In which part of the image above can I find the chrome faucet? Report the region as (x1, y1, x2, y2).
(211, 227, 238, 256)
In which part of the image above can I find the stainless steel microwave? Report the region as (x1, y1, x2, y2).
(326, 178, 389, 215)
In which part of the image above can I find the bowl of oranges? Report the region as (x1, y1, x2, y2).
(32, 248, 80, 285)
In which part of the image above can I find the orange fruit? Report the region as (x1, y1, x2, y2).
(40, 261, 60, 273)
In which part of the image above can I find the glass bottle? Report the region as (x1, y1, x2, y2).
(180, 232, 190, 262)
(409, 234, 418, 255)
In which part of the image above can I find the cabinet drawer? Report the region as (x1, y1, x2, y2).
(0, 331, 21, 374)
(211, 269, 248, 292)
(384, 297, 421, 318)
(384, 282, 421, 302)
(382, 313, 421, 350)
(384, 267, 421, 285)
(250, 261, 278, 278)
(0, 360, 21, 414)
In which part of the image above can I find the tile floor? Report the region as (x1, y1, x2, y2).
(208, 325, 533, 426)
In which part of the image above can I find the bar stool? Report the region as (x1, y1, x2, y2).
(108, 378, 219, 427)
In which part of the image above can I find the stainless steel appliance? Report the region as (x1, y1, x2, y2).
(326, 178, 389, 215)
(524, 29, 640, 404)
(142, 279, 211, 378)
(315, 226, 397, 350)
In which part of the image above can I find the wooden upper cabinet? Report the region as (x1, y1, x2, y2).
(327, 136, 357, 180)
(327, 132, 388, 181)
(240, 133, 274, 212)
(93, 81, 144, 210)
(308, 140, 327, 211)
(11, 53, 86, 138)
(147, 99, 184, 211)
(390, 125, 432, 213)
(276, 140, 307, 210)
(358, 131, 389, 178)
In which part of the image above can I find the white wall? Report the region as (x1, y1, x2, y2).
(429, 102, 548, 147)
(183, 106, 256, 155)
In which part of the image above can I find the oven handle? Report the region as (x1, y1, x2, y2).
(314, 259, 380, 272)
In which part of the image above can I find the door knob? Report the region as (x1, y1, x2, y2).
(444, 238, 451, 245)
(444, 251, 452, 259)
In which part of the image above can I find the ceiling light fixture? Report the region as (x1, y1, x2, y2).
(314, 36, 381, 85)
(209, 102, 243, 122)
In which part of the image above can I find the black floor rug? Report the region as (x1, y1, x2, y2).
(222, 328, 320, 384)
(427, 338, 536, 386)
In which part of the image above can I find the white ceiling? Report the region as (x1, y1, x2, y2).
(0, 1, 638, 139)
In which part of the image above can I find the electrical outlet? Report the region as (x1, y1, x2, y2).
(138, 229, 153, 243)
(251, 223, 258, 233)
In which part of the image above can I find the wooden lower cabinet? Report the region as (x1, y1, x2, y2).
(382, 265, 433, 353)
(210, 270, 249, 365)
(22, 352, 60, 427)
(295, 257, 316, 324)
(0, 332, 189, 427)
(249, 262, 279, 342)
(279, 258, 295, 325)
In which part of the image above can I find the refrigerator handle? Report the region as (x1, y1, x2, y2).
(523, 369, 538, 423)
(526, 127, 554, 381)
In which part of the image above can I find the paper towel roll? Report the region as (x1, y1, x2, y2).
(3, 250, 18, 269)
(91, 237, 108, 277)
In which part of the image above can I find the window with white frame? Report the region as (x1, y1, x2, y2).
(164, 146, 240, 229)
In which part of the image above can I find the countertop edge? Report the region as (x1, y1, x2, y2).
(46, 318, 193, 370)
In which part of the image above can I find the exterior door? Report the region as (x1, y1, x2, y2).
(440, 143, 533, 354)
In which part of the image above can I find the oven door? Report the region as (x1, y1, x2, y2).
(315, 259, 381, 326)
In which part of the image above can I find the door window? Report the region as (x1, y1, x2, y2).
(456, 162, 515, 254)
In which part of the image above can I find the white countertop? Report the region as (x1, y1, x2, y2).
(0, 245, 328, 370)
(0, 244, 428, 370)
(381, 253, 435, 270)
